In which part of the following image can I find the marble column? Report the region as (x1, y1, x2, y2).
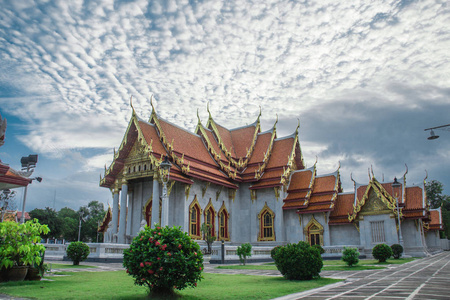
(111, 186, 120, 241)
(151, 176, 160, 227)
(126, 188, 133, 237)
(118, 180, 128, 244)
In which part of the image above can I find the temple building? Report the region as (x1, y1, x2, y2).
(99, 103, 444, 257)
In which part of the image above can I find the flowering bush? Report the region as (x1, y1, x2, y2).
(123, 225, 203, 296)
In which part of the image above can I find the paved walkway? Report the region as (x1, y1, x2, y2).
(2, 252, 449, 299)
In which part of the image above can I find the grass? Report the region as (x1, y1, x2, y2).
(216, 257, 415, 271)
(49, 263, 97, 269)
(0, 271, 341, 300)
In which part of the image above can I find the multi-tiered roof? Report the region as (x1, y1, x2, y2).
(100, 103, 304, 190)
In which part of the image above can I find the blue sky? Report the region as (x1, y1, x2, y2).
(0, 0, 449, 212)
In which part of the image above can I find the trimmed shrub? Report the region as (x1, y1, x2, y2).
(123, 225, 203, 296)
(66, 241, 90, 265)
(273, 241, 323, 280)
(312, 244, 325, 255)
(342, 247, 359, 267)
(372, 244, 393, 262)
(236, 243, 252, 265)
(270, 246, 282, 259)
(391, 244, 403, 259)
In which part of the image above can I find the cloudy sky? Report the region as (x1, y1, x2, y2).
(0, 0, 449, 212)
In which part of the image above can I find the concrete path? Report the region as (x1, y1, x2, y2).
(274, 251, 450, 300)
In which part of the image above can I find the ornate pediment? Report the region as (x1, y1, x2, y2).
(360, 190, 390, 215)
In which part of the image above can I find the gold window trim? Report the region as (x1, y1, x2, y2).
(204, 198, 216, 238)
(218, 201, 230, 241)
(303, 216, 324, 246)
(189, 195, 202, 240)
(257, 202, 275, 241)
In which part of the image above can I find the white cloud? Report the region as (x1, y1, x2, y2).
(0, 0, 449, 204)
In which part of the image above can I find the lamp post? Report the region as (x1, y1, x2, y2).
(20, 176, 42, 224)
(20, 154, 41, 224)
(392, 177, 404, 246)
(159, 155, 172, 227)
(78, 214, 85, 242)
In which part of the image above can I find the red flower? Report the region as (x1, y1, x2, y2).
(148, 270, 154, 274)
(194, 282, 197, 287)
(167, 252, 172, 256)
(161, 244, 167, 250)
(126, 269, 129, 273)
(140, 262, 144, 267)
(153, 231, 157, 234)
(149, 237, 152, 242)
(157, 227, 161, 230)
(145, 262, 152, 266)
(174, 286, 177, 289)
(157, 257, 161, 260)
(199, 267, 202, 271)
(194, 252, 197, 256)
(159, 267, 163, 271)
(158, 233, 161, 235)
(155, 241, 161, 246)
(178, 244, 182, 249)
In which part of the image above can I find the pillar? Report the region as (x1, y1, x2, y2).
(118, 180, 128, 244)
(151, 176, 160, 227)
(126, 188, 133, 237)
(111, 186, 120, 240)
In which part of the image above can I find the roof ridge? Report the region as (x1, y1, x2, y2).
(157, 114, 202, 138)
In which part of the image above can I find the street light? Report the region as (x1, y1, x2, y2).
(20, 154, 41, 224)
(20, 176, 42, 224)
(160, 155, 172, 227)
(78, 214, 85, 242)
(424, 124, 450, 140)
(392, 177, 404, 246)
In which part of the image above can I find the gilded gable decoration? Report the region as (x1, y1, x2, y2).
(167, 181, 175, 196)
(185, 184, 191, 200)
(228, 189, 236, 202)
(202, 182, 210, 198)
(274, 186, 281, 201)
(216, 186, 223, 201)
(250, 189, 257, 202)
(304, 216, 324, 246)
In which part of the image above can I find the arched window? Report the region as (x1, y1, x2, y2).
(304, 216, 324, 246)
(258, 202, 275, 241)
(204, 199, 216, 238)
(143, 197, 152, 226)
(189, 196, 202, 239)
(218, 202, 230, 241)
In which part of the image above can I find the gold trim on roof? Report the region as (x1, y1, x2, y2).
(348, 178, 400, 222)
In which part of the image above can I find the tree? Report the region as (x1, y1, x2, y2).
(77, 201, 106, 242)
(425, 180, 450, 238)
(29, 207, 62, 239)
(57, 207, 78, 242)
(425, 180, 450, 209)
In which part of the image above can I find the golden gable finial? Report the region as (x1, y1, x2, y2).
(197, 109, 201, 124)
(296, 118, 300, 134)
(207, 101, 211, 119)
(130, 96, 134, 109)
(150, 95, 155, 114)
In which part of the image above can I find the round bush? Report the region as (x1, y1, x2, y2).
(66, 241, 90, 265)
(341, 247, 359, 267)
(391, 244, 403, 259)
(312, 244, 325, 255)
(123, 225, 203, 296)
(270, 246, 282, 259)
(273, 241, 323, 280)
(372, 244, 393, 262)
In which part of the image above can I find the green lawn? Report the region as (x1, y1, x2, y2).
(0, 271, 341, 300)
(216, 257, 415, 271)
(48, 263, 97, 269)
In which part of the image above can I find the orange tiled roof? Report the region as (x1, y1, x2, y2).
(287, 169, 313, 191)
(266, 138, 294, 168)
(404, 186, 424, 210)
(429, 209, 443, 230)
(330, 193, 354, 218)
(230, 124, 258, 158)
(214, 122, 237, 158)
(296, 203, 333, 213)
(312, 175, 336, 194)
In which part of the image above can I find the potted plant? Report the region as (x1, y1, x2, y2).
(0, 219, 49, 281)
